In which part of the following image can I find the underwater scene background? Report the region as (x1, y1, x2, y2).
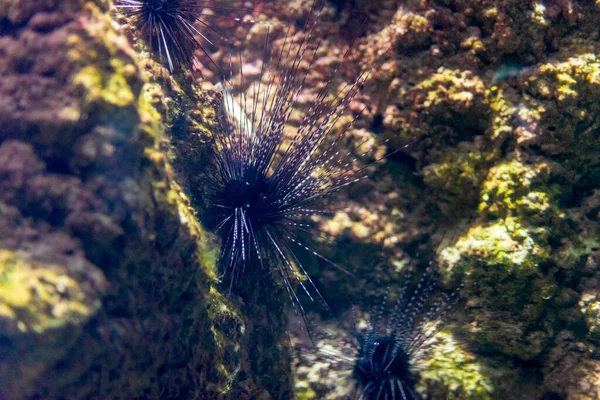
(0, 0, 599, 399)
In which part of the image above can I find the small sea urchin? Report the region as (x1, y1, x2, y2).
(350, 275, 456, 399)
(206, 3, 373, 315)
(115, 0, 223, 73)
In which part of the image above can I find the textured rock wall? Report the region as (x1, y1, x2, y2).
(359, 1, 600, 399)
(239, 1, 599, 399)
(0, 0, 292, 398)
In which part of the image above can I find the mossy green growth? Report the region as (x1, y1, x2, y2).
(414, 68, 487, 114)
(423, 142, 496, 215)
(424, 146, 489, 192)
(486, 86, 515, 141)
(438, 215, 559, 359)
(69, 25, 140, 109)
(206, 287, 245, 396)
(536, 53, 600, 101)
(439, 217, 548, 306)
(525, 52, 600, 184)
(73, 63, 136, 107)
(417, 330, 494, 400)
(478, 159, 563, 224)
(0, 250, 101, 334)
(138, 83, 166, 140)
(164, 182, 220, 280)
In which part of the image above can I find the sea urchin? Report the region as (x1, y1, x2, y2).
(351, 276, 456, 400)
(206, 3, 372, 316)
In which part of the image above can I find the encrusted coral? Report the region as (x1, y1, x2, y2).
(439, 217, 554, 359)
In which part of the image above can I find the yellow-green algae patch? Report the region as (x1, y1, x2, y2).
(68, 4, 142, 109)
(423, 142, 496, 213)
(477, 159, 562, 221)
(0, 249, 102, 334)
(417, 330, 494, 400)
(536, 53, 600, 101)
(438, 213, 557, 361)
(73, 63, 136, 107)
(440, 217, 547, 288)
(486, 86, 515, 140)
(206, 286, 245, 395)
(415, 68, 486, 113)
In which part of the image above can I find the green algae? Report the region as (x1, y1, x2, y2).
(0, 250, 100, 334)
(73, 64, 136, 107)
(417, 330, 494, 400)
(477, 159, 563, 223)
(437, 157, 561, 360)
(415, 68, 487, 114)
(536, 53, 600, 101)
(487, 86, 516, 141)
(440, 218, 547, 294)
(423, 142, 495, 214)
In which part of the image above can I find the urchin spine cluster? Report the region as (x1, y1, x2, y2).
(207, 5, 370, 316)
(352, 276, 457, 400)
(115, 0, 219, 73)
(116, 0, 463, 396)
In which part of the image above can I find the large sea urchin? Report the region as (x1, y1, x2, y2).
(115, 0, 223, 73)
(206, 3, 373, 315)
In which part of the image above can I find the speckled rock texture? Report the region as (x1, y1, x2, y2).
(0, 0, 292, 399)
(192, 0, 600, 399)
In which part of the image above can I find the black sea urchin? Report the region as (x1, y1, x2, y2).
(351, 276, 457, 400)
(206, 4, 372, 314)
(115, 0, 224, 73)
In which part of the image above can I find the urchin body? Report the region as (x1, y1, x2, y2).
(210, 167, 288, 271)
(353, 334, 418, 399)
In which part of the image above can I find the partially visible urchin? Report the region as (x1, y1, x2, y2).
(115, 0, 217, 73)
(350, 275, 457, 400)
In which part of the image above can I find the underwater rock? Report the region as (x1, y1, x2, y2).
(416, 331, 494, 400)
(266, 0, 600, 398)
(0, 0, 292, 398)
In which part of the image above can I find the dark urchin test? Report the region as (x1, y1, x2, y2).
(206, 1, 374, 322)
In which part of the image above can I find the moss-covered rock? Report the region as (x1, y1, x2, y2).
(278, 0, 600, 398)
(3, 0, 598, 398)
(0, 0, 292, 398)
(417, 330, 494, 400)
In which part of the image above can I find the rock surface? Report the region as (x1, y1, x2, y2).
(0, 0, 292, 398)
